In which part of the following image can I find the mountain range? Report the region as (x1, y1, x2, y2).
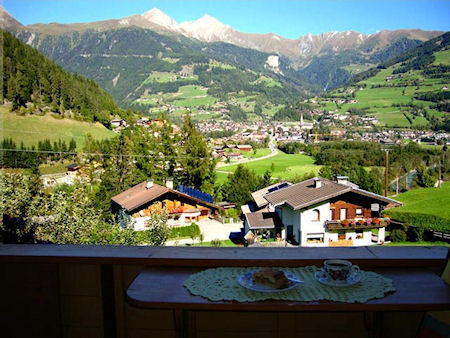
(4, 7, 441, 62)
(1, 6, 446, 118)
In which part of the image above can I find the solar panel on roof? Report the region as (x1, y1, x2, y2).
(268, 182, 289, 193)
(176, 185, 213, 204)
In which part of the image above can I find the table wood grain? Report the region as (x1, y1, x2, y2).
(126, 267, 450, 312)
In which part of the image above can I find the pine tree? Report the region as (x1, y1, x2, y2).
(157, 114, 178, 181)
(179, 113, 216, 193)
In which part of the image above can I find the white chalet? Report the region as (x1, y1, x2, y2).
(243, 177, 402, 247)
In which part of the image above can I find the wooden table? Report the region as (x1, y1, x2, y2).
(127, 267, 450, 311)
(127, 267, 450, 337)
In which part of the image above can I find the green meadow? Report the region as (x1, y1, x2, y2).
(334, 58, 449, 127)
(388, 182, 450, 222)
(216, 151, 321, 183)
(1, 106, 116, 150)
(433, 50, 450, 66)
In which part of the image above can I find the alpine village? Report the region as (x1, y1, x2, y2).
(1, 5, 449, 248)
(1, 2, 450, 338)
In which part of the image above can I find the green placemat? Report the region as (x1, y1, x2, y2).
(183, 266, 395, 303)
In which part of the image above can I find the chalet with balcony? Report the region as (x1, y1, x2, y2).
(236, 144, 253, 152)
(111, 179, 222, 230)
(244, 176, 402, 246)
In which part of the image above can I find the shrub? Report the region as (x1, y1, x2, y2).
(386, 211, 450, 232)
(211, 239, 222, 247)
(407, 226, 425, 242)
(391, 229, 407, 242)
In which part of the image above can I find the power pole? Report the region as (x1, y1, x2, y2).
(384, 149, 389, 197)
(438, 157, 441, 188)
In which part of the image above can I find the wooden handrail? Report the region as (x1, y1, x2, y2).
(0, 244, 447, 268)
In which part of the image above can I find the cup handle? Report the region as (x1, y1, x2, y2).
(351, 265, 360, 275)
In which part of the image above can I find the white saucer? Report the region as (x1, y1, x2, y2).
(314, 269, 362, 287)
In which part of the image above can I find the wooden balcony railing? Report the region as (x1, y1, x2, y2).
(326, 217, 390, 230)
(0, 244, 448, 338)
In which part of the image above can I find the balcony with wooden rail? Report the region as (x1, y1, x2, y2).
(1, 244, 449, 338)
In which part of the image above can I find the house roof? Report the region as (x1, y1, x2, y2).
(66, 163, 79, 170)
(264, 177, 402, 210)
(251, 181, 291, 208)
(111, 182, 221, 212)
(244, 210, 283, 230)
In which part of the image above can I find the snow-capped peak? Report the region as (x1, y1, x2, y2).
(179, 14, 231, 42)
(142, 8, 178, 30)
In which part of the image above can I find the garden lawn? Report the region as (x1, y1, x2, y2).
(385, 241, 449, 247)
(1, 106, 116, 150)
(191, 240, 236, 247)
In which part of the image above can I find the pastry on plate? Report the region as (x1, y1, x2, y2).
(252, 268, 289, 289)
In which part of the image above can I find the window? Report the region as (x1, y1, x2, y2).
(340, 208, 347, 220)
(356, 208, 363, 216)
(313, 209, 320, 221)
(306, 233, 324, 243)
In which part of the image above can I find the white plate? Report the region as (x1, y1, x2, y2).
(237, 271, 302, 293)
(314, 269, 362, 287)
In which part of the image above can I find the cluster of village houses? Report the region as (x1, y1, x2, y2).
(109, 175, 401, 247)
(47, 156, 403, 248)
(41, 112, 445, 247)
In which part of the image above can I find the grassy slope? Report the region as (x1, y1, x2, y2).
(1, 106, 116, 150)
(217, 151, 321, 183)
(387, 182, 450, 221)
(336, 49, 450, 127)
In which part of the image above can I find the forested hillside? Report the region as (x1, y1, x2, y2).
(16, 27, 307, 116)
(2, 30, 122, 127)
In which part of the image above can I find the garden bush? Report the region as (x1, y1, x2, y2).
(386, 211, 450, 232)
(211, 238, 222, 247)
(407, 226, 425, 242)
(391, 229, 407, 242)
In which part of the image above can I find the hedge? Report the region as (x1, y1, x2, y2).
(391, 229, 407, 242)
(385, 211, 450, 232)
(169, 223, 201, 239)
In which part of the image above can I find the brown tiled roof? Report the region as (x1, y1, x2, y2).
(264, 178, 350, 210)
(111, 182, 169, 212)
(111, 182, 222, 212)
(251, 181, 291, 208)
(264, 177, 402, 210)
(245, 211, 283, 230)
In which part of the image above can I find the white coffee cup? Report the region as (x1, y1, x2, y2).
(323, 259, 360, 281)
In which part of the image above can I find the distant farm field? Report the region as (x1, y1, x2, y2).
(0, 106, 116, 150)
(333, 63, 450, 127)
(217, 151, 321, 183)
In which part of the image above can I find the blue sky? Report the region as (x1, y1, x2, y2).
(4, 0, 450, 39)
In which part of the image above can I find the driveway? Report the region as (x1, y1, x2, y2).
(165, 219, 243, 246)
